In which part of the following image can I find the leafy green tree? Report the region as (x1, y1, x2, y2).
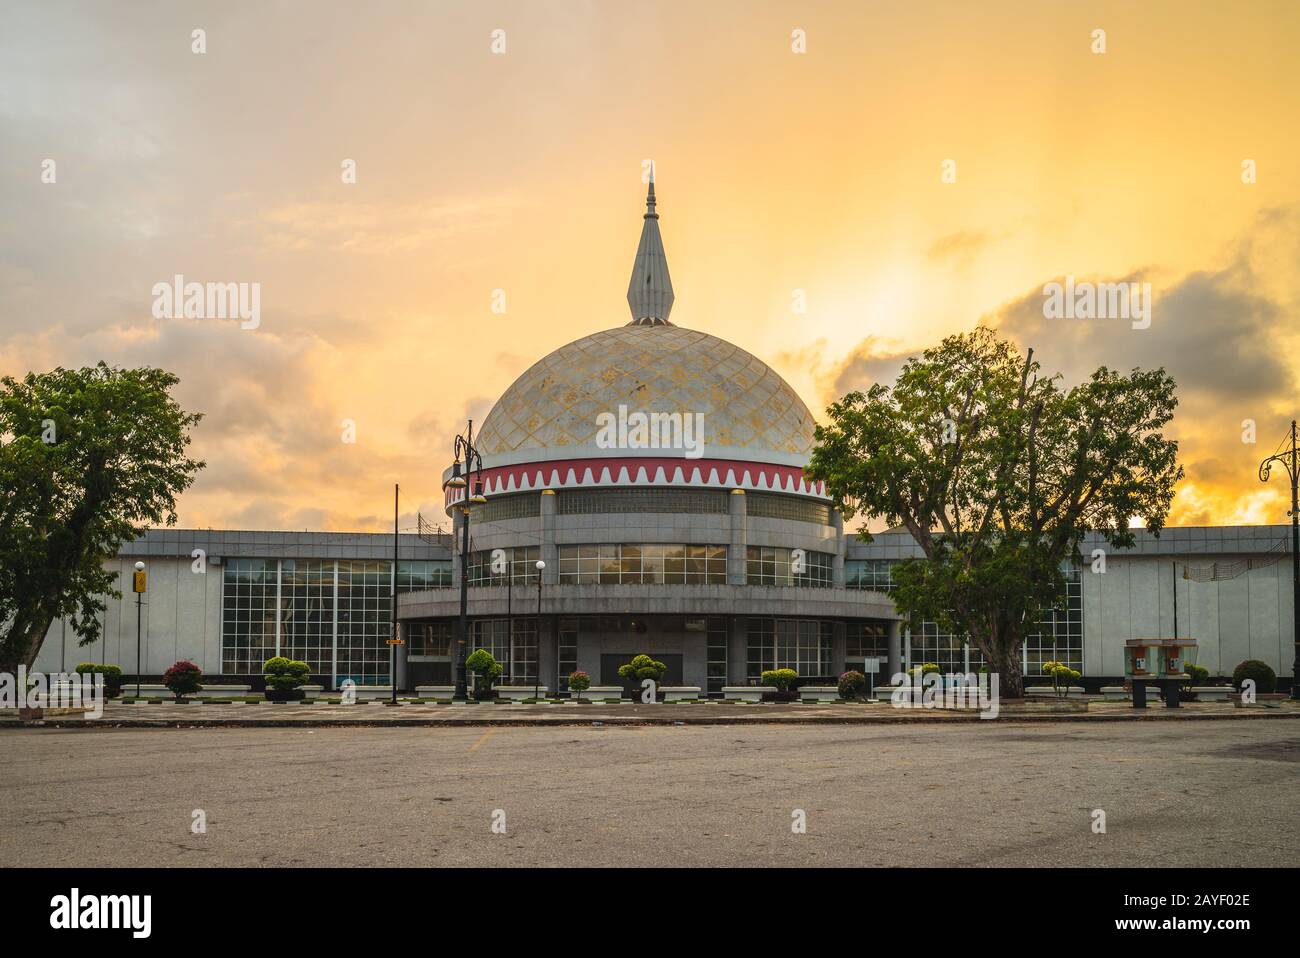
(0, 363, 203, 676)
(807, 327, 1181, 697)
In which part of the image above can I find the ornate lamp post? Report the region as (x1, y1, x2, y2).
(534, 559, 546, 701)
(446, 422, 488, 700)
(1259, 419, 1300, 700)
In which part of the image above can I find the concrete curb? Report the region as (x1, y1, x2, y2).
(14, 709, 1300, 730)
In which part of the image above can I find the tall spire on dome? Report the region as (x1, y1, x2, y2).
(626, 166, 675, 326)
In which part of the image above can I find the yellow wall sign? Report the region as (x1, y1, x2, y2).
(132, 571, 147, 593)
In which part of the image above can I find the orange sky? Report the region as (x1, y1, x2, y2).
(2, 1, 1299, 532)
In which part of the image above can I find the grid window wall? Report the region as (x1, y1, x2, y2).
(221, 559, 277, 674)
(745, 547, 832, 587)
(408, 621, 453, 657)
(472, 494, 540, 523)
(470, 618, 539, 685)
(398, 559, 451, 591)
(705, 618, 728, 695)
(557, 488, 729, 515)
(845, 558, 896, 591)
(336, 560, 391, 686)
(468, 546, 541, 587)
(910, 621, 982, 675)
(746, 494, 831, 525)
(278, 559, 334, 679)
(557, 618, 579, 691)
(846, 623, 888, 661)
(557, 544, 727, 584)
(746, 619, 833, 678)
(1025, 565, 1083, 674)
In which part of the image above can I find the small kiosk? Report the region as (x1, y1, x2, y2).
(1124, 639, 1198, 708)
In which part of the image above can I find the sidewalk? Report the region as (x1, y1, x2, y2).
(5, 697, 1299, 728)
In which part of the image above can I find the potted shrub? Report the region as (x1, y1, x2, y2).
(617, 654, 668, 700)
(760, 668, 800, 702)
(1232, 659, 1276, 694)
(568, 670, 591, 700)
(162, 660, 203, 701)
(838, 669, 867, 701)
(465, 648, 503, 699)
(1180, 663, 1209, 701)
(907, 662, 940, 681)
(1042, 661, 1081, 698)
(75, 662, 124, 698)
(263, 657, 311, 701)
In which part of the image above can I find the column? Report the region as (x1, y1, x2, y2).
(729, 489, 747, 585)
(728, 616, 748, 685)
(887, 619, 902, 679)
(540, 489, 558, 584)
(832, 508, 846, 588)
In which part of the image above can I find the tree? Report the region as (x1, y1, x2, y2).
(806, 326, 1181, 697)
(0, 363, 204, 675)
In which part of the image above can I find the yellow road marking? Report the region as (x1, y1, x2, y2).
(468, 728, 496, 752)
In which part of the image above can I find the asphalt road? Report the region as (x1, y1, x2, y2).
(2, 720, 1296, 867)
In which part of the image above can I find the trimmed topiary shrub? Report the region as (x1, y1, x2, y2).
(75, 662, 124, 697)
(1042, 661, 1081, 698)
(617, 654, 667, 685)
(263, 656, 311, 701)
(1232, 659, 1276, 694)
(760, 668, 799, 692)
(1184, 663, 1209, 685)
(465, 648, 503, 698)
(838, 670, 867, 701)
(907, 662, 940, 680)
(162, 660, 203, 700)
(567, 670, 591, 695)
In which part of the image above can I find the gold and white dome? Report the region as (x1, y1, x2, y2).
(446, 177, 826, 504)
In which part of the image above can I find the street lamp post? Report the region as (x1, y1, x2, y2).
(534, 559, 546, 701)
(132, 561, 146, 698)
(1259, 419, 1300, 700)
(446, 421, 487, 700)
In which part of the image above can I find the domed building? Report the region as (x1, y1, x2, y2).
(398, 181, 902, 695)
(31, 183, 1296, 695)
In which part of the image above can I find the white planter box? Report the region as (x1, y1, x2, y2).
(799, 686, 841, 703)
(1100, 685, 1162, 703)
(1026, 686, 1085, 698)
(721, 686, 764, 703)
(204, 684, 253, 696)
(346, 686, 395, 700)
(416, 685, 456, 700)
(496, 686, 548, 702)
(301, 684, 323, 699)
(662, 686, 701, 702)
(581, 686, 626, 701)
(1191, 686, 1232, 702)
